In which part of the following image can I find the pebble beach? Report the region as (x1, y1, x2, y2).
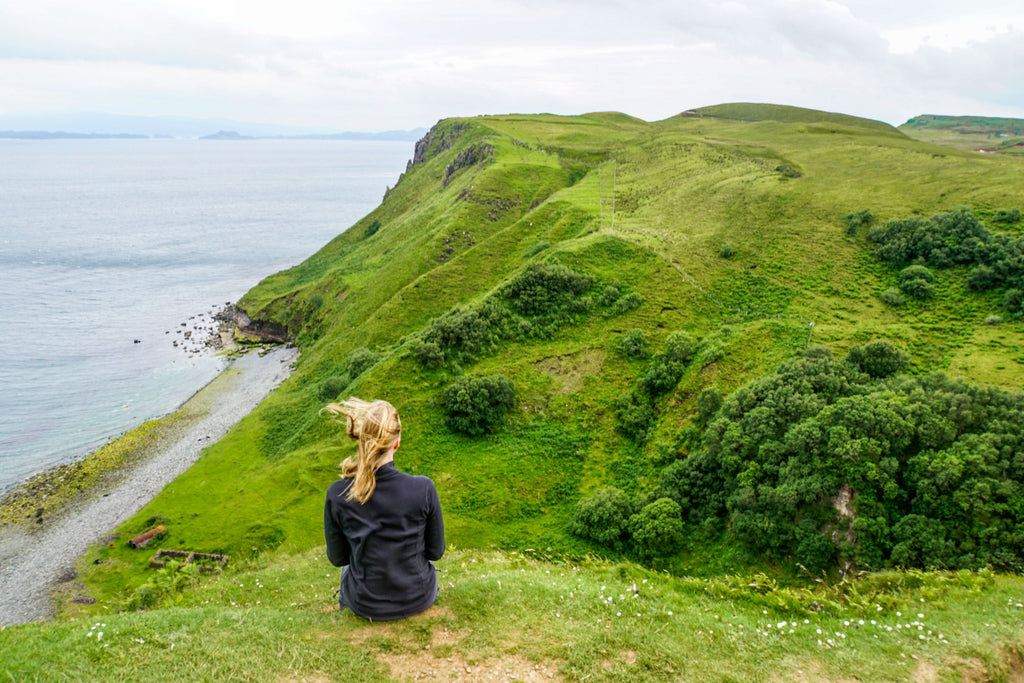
(0, 345, 297, 626)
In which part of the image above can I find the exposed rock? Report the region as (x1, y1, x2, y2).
(443, 143, 495, 186)
(233, 308, 292, 344)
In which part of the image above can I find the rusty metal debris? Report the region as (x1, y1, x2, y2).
(127, 525, 166, 548)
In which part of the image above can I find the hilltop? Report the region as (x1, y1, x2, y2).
(5, 102, 1023, 678)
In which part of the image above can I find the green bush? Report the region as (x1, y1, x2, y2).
(841, 209, 873, 236)
(718, 243, 736, 259)
(317, 376, 349, 401)
(365, 219, 381, 237)
(608, 292, 643, 315)
(898, 265, 935, 284)
(570, 487, 633, 549)
(614, 392, 655, 442)
(845, 339, 910, 378)
(442, 375, 516, 436)
(899, 278, 935, 300)
(993, 208, 1021, 224)
(696, 387, 723, 424)
(1004, 289, 1024, 315)
(501, 261, 593, 317)
(614, 329, 650, 360)
(629, 498, 685, 560)
(316, 347, 381, 399)
(879, 288, 905, 307)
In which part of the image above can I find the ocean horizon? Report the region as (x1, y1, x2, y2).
(0, 138, 413, 493)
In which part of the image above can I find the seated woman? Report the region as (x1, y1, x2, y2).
(322, 398, 445, 621)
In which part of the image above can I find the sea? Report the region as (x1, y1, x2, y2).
(0, 138, 413, 493)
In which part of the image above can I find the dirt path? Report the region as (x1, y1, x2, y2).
(0, 346, 297, 626)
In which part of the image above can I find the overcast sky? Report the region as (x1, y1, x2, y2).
(1, 0, 1022, 130)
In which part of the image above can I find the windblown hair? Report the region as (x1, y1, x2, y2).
(322, 398, 401, 504)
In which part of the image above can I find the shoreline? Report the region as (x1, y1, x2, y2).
(0, 345, 298, 626)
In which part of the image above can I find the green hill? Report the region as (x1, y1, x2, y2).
(17, 106, 1022, 675)
(899, 114, 1024, 154)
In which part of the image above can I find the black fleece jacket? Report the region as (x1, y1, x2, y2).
(324, 462, 445, 620)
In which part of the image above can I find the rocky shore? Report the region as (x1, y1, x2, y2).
(0, 345, 298, 626)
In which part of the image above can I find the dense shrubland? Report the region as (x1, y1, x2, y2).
(867, 208, 1024, 315)
(575, 342, 1024, 573)
(412, 260, 641, 369)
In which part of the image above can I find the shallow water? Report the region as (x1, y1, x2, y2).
(0, 138, 412, 491)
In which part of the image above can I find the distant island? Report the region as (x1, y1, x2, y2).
(0, 112, 427, 141)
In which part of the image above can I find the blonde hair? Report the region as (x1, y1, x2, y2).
(322, 398, 401, 504)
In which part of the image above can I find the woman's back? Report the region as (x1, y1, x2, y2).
(325, 462, 444, 620)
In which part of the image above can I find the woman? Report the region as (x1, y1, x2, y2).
(322, 398, 445, 621)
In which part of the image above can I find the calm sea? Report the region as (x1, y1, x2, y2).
(0, 138, 412, 492)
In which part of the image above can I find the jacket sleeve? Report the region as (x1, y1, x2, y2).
(324, 490, 351, 567)
(424, 479, 445, 561)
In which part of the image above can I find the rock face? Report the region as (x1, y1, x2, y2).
(232, 308, 292, 343)
(443, 143, 494, 186)
(412, 122, 470, 166)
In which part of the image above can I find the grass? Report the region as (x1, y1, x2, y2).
(6, 547, 1024, 682)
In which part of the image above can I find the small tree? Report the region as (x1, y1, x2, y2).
(442, 375, 516, 436)
(629, 498, 685, 560)
(570, 487, 633, 549)
(614, 329, 650, 360)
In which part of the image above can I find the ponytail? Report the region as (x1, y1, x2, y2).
(321, 398, 401, 504)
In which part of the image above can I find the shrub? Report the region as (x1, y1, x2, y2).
(570, 487, 632, 549)
(841, 209, 873, 236)
(614, 392, 655, 442)
(629, 498, 685, 559)
(615, 329, 650, 360)
(879, 288, 905, 307)
(365, 219, 381, 237)
(345, 347, 381, 378)
(609, 292, 643, 315)
(600, 285, 621, 306)
(775, 165, 802, 178)
(442, 375, 516, 436)
(967, 265, 996, 292)
(696, 387, 723, 424)
(847, 339, 910, 378)
(718, 243, 735, 259)
(984, 314, 1003, 326)
(898, 265, 935, 284)
(501, 261, 593, 317)
(890, 515, 954, 569)
(1003, 289, 1024, 315)
(318, 376, 349, 400)
(899, 278, 934, 300)
(412, 340, 445, 368)
(993, 208, 1021, 224)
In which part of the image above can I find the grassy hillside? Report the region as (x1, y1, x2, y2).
(49, 103, 1024, 620)
(8, 548, 1024, 682)
(899, 115, 1024, 155)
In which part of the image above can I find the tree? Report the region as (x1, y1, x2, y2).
(570, 487, 633, 549)
(629, 498, 685, 560)
(442, 375, 516, 436)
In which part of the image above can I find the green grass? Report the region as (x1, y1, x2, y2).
(7, 548, 1024, 682)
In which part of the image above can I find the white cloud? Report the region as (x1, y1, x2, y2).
(0, 0, 1022, 128)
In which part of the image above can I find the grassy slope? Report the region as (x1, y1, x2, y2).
(899, 114, 1024, 155)
(9, 548, 1024, 682)
(51, 104, 1024, 637)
